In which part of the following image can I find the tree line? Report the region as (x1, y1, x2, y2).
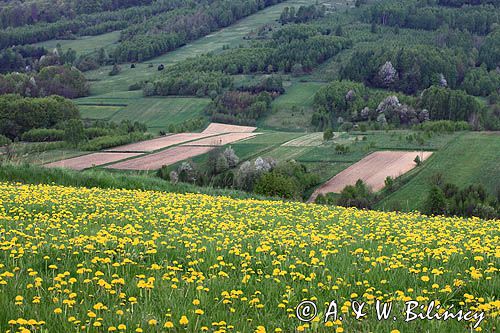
(362, 0, 499, 35)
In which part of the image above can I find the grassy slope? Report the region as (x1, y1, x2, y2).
(377, 132, 500, 211)
(0, 163, 274, 200)
(261, 81, 327, 131)
(76, 91, 210, 133)
(33, 31, 121, 56)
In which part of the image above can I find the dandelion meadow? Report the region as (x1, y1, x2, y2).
(0, 182, 498, 332)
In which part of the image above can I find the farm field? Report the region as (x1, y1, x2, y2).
(182, 133, 258, 146)
(44, 152, 143, 171)
(310, 150, 433, 201)
(106, 146, 216, 171)
(76, 94, 210, 133)
(378, 132, 500, 212)
(0, 182, 497, 332)
(106, 133, 216, 153)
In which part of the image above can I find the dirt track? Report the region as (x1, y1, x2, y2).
(44, 152, 143, 171)
(202, 123, 257, 134)
(183, 133, 258, 146)
(105, 133, 216, 152)
(106, 146, 215, 171)
(310, 151, 433, 202)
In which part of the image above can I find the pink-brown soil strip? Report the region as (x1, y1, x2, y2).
(202, 123, 257, 134)
(105, 133, 216, 152)
(106, 146, 215, 171)
(309, 151, 433, 202)
(182, 133, 258, 146)
(44, 152, 143, 171)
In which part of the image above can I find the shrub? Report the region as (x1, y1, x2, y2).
(337, 179, 374, 209)
(64, 119, 86, 146)
(0, 134, 11, 146)
(254, 172, 299, 199)
(21, 128, 64, 142)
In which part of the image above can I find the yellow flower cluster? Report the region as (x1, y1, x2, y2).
(0, 182, 498, 332)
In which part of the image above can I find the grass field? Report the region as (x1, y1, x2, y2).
(76, 93, 210, 133)
(33, 31, 121, 56)
(262, 81, 327, 130)
(378, 132, 500, 211)
(0, 182, 497, 332)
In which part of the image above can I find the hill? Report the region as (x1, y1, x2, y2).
(0, 182, 498, 332)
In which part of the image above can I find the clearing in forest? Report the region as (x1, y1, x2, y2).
(310, 151, 433, 201)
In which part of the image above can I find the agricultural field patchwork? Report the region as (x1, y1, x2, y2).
(0, 183, 497, 332)
(310, 151, 433, 201)
(44, 152, 143, 171)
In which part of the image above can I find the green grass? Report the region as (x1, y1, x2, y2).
(378, 132, 500, 211)
(0, 163, 273, 200)
(262, 81, 327, 131)
(76, 94, 210, 133)
(33, 30, 121, 56)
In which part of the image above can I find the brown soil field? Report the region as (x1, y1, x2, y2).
(310, 151, 433, 201)
(44, 152, 143, 171)
(105, 133, 215, 152)
(182, 133, 258, 146)
(202, 123, 257, 134)
(106, 146, 215, 171)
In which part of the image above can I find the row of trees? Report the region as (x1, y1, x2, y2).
(362, 0, 499, 35)
(113, 0, 286, 62)
(279, 5, 326, 24)
(0, 66, 89, 99)
(0, 0, 161, 28)
(0, 1, 187, 49)
(206, 91, 273, 126)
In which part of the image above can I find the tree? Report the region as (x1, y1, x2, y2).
(424, 186, 447, 215)
(323, 128, 334, 141)
(64, 119, 85, 146)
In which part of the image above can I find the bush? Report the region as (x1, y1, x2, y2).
(337, 179, 374, 209)
(21, 128, 64, 142)
(323, 128, 334, 141)
(64, 119, 86, 146)
(254, 172, 299, 199)
(0, 134, 11, 146)
(84, 127, 112, 139)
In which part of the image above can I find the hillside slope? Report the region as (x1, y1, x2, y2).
(0, 182, 497, 332)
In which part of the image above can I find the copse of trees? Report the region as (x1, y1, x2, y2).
(0, 66, 89, 99)
(144, 71, 233, 97)
(206, 91, 273, 126)
(279, 5, 326, 24)
(362, 0, 499, 35)
(0, 94, 80, 139)
(479, 28, 500, 70)
(419, 86, 485, 123)
(340, 45, 464, 94)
